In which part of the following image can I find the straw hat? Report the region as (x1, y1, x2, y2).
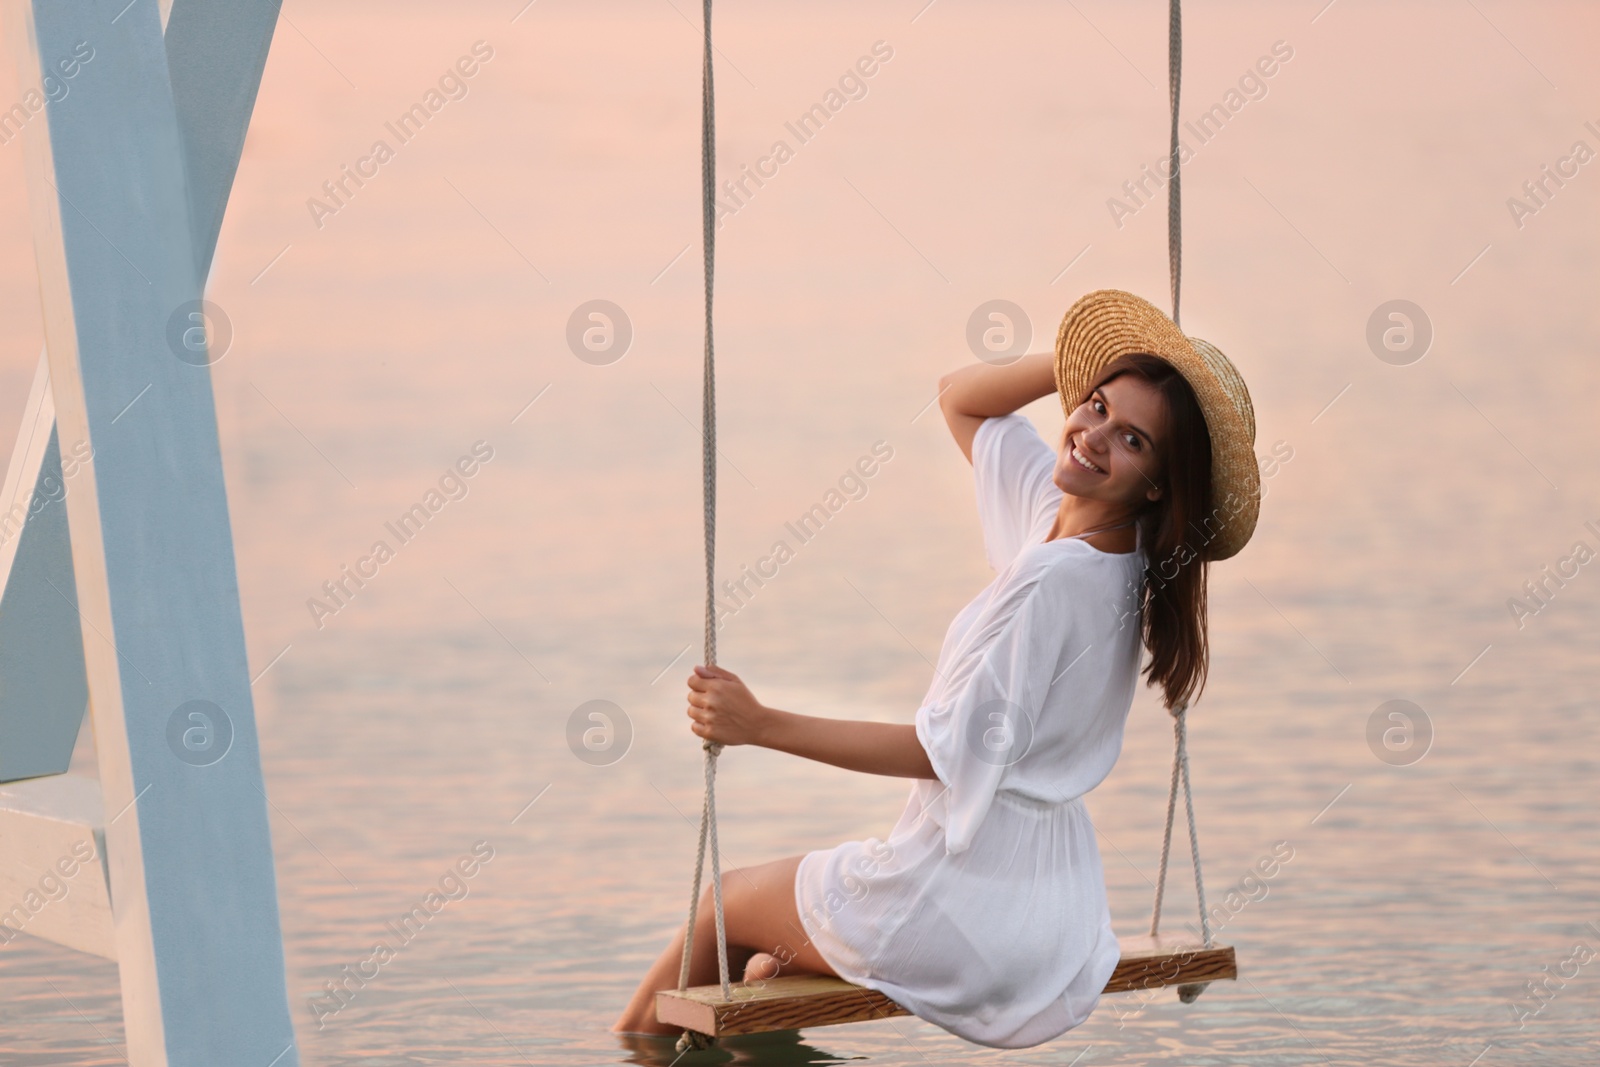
(1054, 289, 1259, 561)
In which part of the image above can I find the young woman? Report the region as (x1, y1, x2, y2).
(613, 289, 1260, 1047)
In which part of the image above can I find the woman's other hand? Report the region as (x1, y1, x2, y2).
(686, 664, 771, 746)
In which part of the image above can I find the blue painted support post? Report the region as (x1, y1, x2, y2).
(6, 0, 296, 1062)
(0, 0, 281, 784)
(0, 356, 86, 781)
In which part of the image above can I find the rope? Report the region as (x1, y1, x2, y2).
(1167, 0, 1182, 327)
(1148, 703, 1214, 998)
(674, 0, 731, 1050)
(1145, 0, 1213, 1005)
(1152, 703, 1209, 927)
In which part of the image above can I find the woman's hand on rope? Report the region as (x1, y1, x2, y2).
(687, 667, 937, 778)
(686, 664, 771, 747)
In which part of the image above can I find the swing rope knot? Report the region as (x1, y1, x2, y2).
(675, 1029, 716, 1054)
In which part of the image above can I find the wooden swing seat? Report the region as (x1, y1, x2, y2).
(656, 932, 1236, 1038)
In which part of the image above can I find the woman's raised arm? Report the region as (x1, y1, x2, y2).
(937, 350, 1058, 464)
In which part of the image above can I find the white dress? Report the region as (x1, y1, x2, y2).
(793, 413, 1148, 1048)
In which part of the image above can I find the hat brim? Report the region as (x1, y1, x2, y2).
(1054, 289, 1260, 561)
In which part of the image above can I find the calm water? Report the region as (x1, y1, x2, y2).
(1, 1, 1598, 1064)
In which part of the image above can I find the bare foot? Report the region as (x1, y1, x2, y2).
(743, 952, 780, 982)
(610, 1012, 680, 1037)
(612, 993, 683, 1038)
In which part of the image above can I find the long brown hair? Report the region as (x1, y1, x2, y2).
(1078, 352, 1213, 711)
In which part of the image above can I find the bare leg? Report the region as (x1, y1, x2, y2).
(612, 853, 837, 1035)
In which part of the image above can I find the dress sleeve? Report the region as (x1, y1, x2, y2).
(972, 414, 1058, 572)
(914, 570, 1069, 855)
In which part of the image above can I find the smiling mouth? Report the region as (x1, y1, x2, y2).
(1070, 442, 1106, 475)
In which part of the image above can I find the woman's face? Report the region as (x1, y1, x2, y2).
(1053, 374, 1168, 507)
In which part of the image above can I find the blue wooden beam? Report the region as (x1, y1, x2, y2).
(0, 0, 281, 784)
(7, 0, 296, 1062)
